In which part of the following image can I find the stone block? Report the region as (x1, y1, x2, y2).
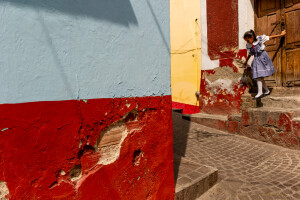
(228, 121, 240, 134)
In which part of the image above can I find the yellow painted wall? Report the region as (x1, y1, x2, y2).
(170, 0, 201, 106)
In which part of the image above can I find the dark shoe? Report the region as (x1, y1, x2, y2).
(252, 94, 264, 100)
(263, 92, 270, 97)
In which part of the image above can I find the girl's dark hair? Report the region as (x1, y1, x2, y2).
(243, 29, 257, 41)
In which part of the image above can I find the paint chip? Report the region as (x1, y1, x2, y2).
(83, 99, 88, 103)
(1, 128, 8, 132)
(60, 170, 66, 176)
(0, 181, 9, 199)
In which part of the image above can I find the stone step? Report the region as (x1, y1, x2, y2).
(241, 107, 300, 149)
(269, 87, 300, 97)
(174, 155, 218, 200)
(242, 107, 300, 127)
(242, 95, 300, 109)
(182, 113, 228, 131)
(262, 96, 300, 109)
(182, 113, 243, 134)
(292, 117, 300, 138)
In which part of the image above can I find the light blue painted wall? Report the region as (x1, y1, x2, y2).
(0, 0, 170, 104)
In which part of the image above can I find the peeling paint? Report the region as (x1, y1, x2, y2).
(0, 96, 174, 199)
(199, 49, 248, 115)
(0, 181, 9, 200)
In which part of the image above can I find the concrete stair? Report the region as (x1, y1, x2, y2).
(182, 113, 242, 135)
(181, 87, 300, 149)
(239, 87, 300, 149)
(182, 109, 300, 149)
(268, 87, 300, 96)
(241, 92, 300, 109)
(240, 107, 300, 149)
(182, 113, 228, 131)
(174, 155, 218, 200)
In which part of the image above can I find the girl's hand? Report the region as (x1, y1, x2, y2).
(281, 30, 286, 36)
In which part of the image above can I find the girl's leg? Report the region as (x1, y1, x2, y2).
(262, 78, 270, 94)
(255, 78, 263, 98)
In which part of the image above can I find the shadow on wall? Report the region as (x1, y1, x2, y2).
(0, 0, 138, 26)
(146, 0, 170, 54)
(250, 0, 254, 10)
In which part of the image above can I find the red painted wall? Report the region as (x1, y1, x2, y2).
(206, 0, 239, 60)
(172, 102, 200, 114)
(0, 96, 174, 199)
(199, 50, 248, 115)
(199, 0, 247, 115)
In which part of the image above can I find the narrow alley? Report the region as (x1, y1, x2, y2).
(173, 111, 300, 200)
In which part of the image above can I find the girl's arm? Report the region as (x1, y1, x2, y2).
(269, 30, 286, 40)
(244, 55, 251, 66)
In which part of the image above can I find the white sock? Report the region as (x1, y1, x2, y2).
(255, 78, 263, 98)
(262, 79, 270, 94)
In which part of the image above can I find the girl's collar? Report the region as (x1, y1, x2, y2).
(246, 40, 259, 48)
(252, 40, 259, 46)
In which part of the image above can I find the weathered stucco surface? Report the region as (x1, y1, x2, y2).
(0, 0, 171, 104)
(0, 96, 174, 199)
(199, 0, 254, 115)
(0, 0, 174, 199)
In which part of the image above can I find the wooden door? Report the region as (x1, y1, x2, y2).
(255, 0, 300, 87)
(282, 0, 300, 86)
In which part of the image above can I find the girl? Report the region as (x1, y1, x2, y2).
(243, 29, 286, 99)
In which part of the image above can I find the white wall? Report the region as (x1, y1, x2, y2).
(201, 0, 254, 70)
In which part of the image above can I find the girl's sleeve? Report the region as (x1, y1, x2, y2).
(260, 35, 270, 43)
(246, 43, 251, 54)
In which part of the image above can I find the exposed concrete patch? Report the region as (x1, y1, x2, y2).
(97, 124, 128, 165)
(0, 181, 9, 200)
(205, 66, 242, 83)
(205, 78, 241, 96)
(95, 109, 139, 165)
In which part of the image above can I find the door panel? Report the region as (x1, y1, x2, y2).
(265, 14, 278, 49)
(284, 50, 300, 86)
(285, 0, 300, 7)
(255, 0, 300, 87)
(282, 1, 300, 86)
(255, 0, 281, 86)
(285, 0, 294, 7)
(258, 0, 280, 16)
(265, 50, 282, 85)
(285, 9, 300, 49)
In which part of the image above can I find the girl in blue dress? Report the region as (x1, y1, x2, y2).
(243, 29, 286, 99)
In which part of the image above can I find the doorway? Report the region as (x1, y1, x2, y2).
(255, 0, 300, 87)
